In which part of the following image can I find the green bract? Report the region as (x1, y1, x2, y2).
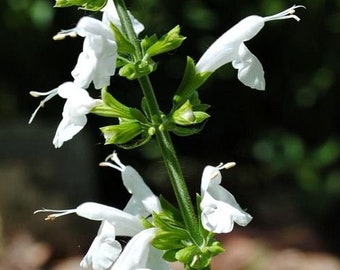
(143, 25, 186, 57)
(110, 23, 135, 54)
(54, 0, 107, 11)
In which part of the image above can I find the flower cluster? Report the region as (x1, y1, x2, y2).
(29, 0, 143, 148)
(30, 1, 304, 269)
(35, 153, 252, 269)
(29, 1, 304, 148)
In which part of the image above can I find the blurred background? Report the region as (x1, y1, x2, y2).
(0, 0, 339, 269)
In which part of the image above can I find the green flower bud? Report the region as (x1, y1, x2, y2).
(119, 59, 157, 80)
(171, 100, 195, 125)
(54, 0, 107, 11)
(171, 100, 210, 126)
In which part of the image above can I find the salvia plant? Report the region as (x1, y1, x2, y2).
(30, 1, 305, 269)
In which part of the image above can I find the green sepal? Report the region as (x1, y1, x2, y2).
(141, 216, 154, 229)
(100, 121, 143, 145)
(152, 230, 189, 250)
(96, 87, 148, 124)
(173, 57, 212, 109)
(119, 58, 157, 80)
(54, 0, 106, 11)
(141, 34, 158, 53)
(144, 25, 186, 57)
(116, 129, 153, 149)
(97, 87, 133, 118)
(158, 195, 183, 224)
(169, 120, 207, 137)
(162, 249, 179, 262)
(110, 23, 135, 54)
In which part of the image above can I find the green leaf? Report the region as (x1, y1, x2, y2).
(173, 57, 212, 109)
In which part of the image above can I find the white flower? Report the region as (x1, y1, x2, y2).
(112, 228, 169, 270)
(101, 0, 144, 35)
(54, 16, 117, 89)
(29, 82, 102, 148)
(200, 162, 253, 233)
(34, 153, 167, 270)
(80, 221, 122, 270)
(196, 5, 305, 90)
(34, 202, 144, 270)
(100, 151, 161, 217)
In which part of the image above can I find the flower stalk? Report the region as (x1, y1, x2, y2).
(114, 0, 202, 244)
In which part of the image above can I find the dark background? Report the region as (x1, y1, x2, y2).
(0, 0, 339, 269)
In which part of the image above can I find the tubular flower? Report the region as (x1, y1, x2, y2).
(29, 82, 102, 148)
(54, 16, 117, 89)
(34, 153, 168, 270)
(100, 151, 161, 217)
(200, 162, 253, 233)
(112, 228, 169, 270)
(195, 5, 305, 90)
(101, 0, 144, 35)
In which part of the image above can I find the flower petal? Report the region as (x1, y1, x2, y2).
(52, 114, 87, 148)
(112, 228, 170, 270)
(76, 202, 143, 236)
(232, 43, 265, 90)
(80, 221, 122, 270)
(200, 165, 252, 233)
(101, 0, 144, 35)
(122, 166, 161, 216)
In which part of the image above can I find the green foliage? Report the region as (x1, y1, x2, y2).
(119, 58, 157, 80)
(143, 25, 186, 57)
(93, 87, 153, 148)
(54, 0, 107, 11)
(172, 57, 212, 109)
(151, 196, 224, 269)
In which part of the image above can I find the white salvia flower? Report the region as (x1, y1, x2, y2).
(101, 0, 144, 35)
(34, 155, 165, 270)
(112, 228, 170, 270)
(196, 5, 305, 90)
(100, 151, 161, 217)
(34, 202, 144, 270)
(200, 162, 253, 233)
(80, 221, 122, 270)
(29, 82, 102, 148)
(54, 16, 117, 89)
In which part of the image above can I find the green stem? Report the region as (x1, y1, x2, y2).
(139, 77, 201, 242)
(114, 0, 143, 59)
(114, 0, 202, 243)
